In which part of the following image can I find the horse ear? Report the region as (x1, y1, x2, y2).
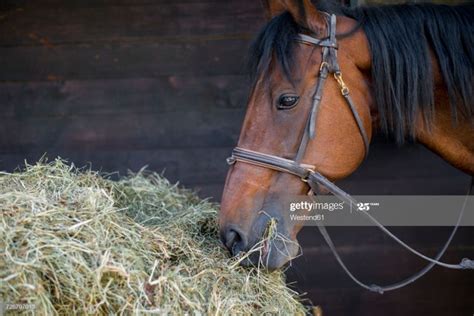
(261, 0, 327, 36)
(261, 0, 286, 19)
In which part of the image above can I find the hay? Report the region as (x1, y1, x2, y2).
(0, 159, 307, 315)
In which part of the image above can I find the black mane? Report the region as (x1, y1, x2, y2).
(248, 3, 474, 143)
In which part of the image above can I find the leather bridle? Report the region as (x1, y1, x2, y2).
(226, 13, 473, 293)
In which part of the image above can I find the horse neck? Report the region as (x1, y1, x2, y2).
(408, 53, 473, 175)
(363, 42, 474, 175)
(414, 89, 474, 175)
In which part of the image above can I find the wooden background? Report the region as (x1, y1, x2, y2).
(0, 1, 472, 315)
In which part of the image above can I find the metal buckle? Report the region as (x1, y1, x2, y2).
(319, 61, 329, 71)
(334, 72, 349, 95)
(226, 156, 236, 165)
(301, 169, 315, 183)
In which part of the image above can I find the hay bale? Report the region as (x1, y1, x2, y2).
(0, 159, 307, 315)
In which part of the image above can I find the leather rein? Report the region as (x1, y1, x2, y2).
(226, 14, 473, 293)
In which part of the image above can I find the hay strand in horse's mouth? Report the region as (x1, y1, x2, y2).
(261, 217, 278, 258)
(0, 159, 308, 315)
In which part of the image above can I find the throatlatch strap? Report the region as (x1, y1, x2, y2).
(342, 93, 370, 156)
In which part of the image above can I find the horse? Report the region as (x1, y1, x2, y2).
(219, 0, 473, 286)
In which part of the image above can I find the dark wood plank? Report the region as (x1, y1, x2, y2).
(335, 135, 471, 194)
(0, 147, 232, 187)
(288, 245, 474, 288)
(290, 281, 474, 316)
(297, 226, 474, 248)
(0, 110, 245, 152)
(0, 0, 242, 10)
(0, 76, 249, 118)
(0, 2, 263, 46)
(349, 135, 469, 180)
(193, 183, 225, 200)
(286, 244, 474, 316)
(0, 39, 251, 81)
(338, 176, 470, 195)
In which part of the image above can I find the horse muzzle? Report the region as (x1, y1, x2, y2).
(220, 206, 301, 270)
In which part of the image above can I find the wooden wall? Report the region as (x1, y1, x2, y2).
(0, 1, 473, 315)
(0, 0, 262, 198)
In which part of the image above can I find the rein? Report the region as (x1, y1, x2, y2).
(226, 13, 474, 293)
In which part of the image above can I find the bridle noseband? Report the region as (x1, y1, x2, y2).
(226, 13, 474, 293)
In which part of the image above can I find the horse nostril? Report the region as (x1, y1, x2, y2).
(223, 226, 247, 256)
(225, 230, 237, 250)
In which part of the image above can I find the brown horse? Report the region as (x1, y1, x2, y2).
(219, 0, 474, 270)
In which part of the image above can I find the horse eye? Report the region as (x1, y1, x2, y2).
(277, 95, 299, 110)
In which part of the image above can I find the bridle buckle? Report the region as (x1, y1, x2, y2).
(319, 61, 330, 71)
(226, 156, 236, 165)
(301, 169, 315, 183)
(334, 72, 350, 95)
